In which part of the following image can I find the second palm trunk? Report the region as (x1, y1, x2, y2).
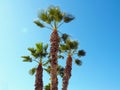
(35, 63, 43, 90)
(62, 54, 72, 90)
(50, 30, 60, 90)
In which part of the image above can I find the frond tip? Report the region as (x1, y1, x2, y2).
(64, 14, 75, 23)
(21, 56, 32, 62)
(74, 59, 82, 66)
(29, 67, 37, 75)
(34, 20, 45, 28)
(61, 33, 69, 43)
(78, 50, 86, 57)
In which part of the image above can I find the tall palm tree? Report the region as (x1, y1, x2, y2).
(60, 34, 86, 90)
(21, 42, 49, 90)
(34, 6, 74, 90)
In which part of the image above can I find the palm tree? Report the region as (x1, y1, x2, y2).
(60, 34, 86, 90)
(21, 42, 49, 90)
(34, 6, 75, 90)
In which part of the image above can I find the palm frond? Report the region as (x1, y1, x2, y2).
(57, 65, 64, 78)
(74, 59, 82, 66)
(60, 44, 69, 51)
(78, 50, 86, 57)
(34, 20, 45, 28)
(44, 44, 48, 51)
(72, 41, 78, 49)
(64, 14, 75, 23)
(44, 83, 50, 90)
(44, 66, 51, 74)
(29, 67, 36, 75)
(28, 47, 36, 54)
(21, 56, 32, 62)
(61, 33, 70, 43)
(36, 43, 43, 53)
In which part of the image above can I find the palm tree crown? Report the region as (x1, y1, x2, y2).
(34, 6, 75, 30)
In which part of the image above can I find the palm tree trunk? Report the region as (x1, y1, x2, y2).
(35, 63, 43, 90)
(62, 54, 72, 90)
(50, 29, 60, 90)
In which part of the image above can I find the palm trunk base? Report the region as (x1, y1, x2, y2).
(35, 63, 43, 90)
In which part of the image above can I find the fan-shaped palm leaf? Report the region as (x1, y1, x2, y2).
(34, 20, 45, 28)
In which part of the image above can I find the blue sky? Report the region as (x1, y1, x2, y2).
(0, 0, 120, 90)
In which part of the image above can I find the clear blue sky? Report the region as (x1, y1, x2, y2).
(0, 0, 120, 90)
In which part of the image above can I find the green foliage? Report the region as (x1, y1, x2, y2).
(44, 44, 48, 51)
(44, 83, 50, 90)
(44, 66, 51, 74)
(21, 56, 32, 62)
(78, 50, 86, 57)
(48, 6, 64, 23)
(35, 6, 75, 29)
(61, 33, 69, 43)
(29, 67, 37, 75)
(66, 40, 78, 50)
(60, 39, 78, 53)
(34, 20, 45, 28)
(57, 65, 64, 77)
(64, 14, 75, 23)
(36, 43, 43, 53)
(74, 59, 82, 66)
(28, 48, 35, 53)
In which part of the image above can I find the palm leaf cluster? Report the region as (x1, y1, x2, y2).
(21, 42, 49, 75)
(34, 6, 75, 29)
(60, 33, 86, 66)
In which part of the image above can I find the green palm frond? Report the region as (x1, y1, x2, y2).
(44, 44, 48, 51)
(21, 56, 32, 62)
(36, 43, 43, 53)
(44, 66, 51, 74)
(44, 83, 50, 90)
(35, 6, 75, 29)
(78, 50, 86, 57)
(28, 48, 36, 54)
(61, 33, 70, 43)
(60, 44, 69, 51)
(66, 40, 78, 50)
(48, 6, 62, 21)
(72, 41, 78, 49)
(74, 59, 82, 66)
(64, 14, 75, 23)
(57, 65, 64, 78)
(29, 67, 36, 75)
(38, 10, 52, 24)
(34, 20, 45, 28)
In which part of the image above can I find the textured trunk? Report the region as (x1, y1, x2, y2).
(35, 63, 43, 90)
(50, 30, 59, 90)
(62, 54, 72, 90)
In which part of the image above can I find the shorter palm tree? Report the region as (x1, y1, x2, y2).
(60, 34, 86, 90)
(21, 42, 49, 90)
(21, 42, 65, 90)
